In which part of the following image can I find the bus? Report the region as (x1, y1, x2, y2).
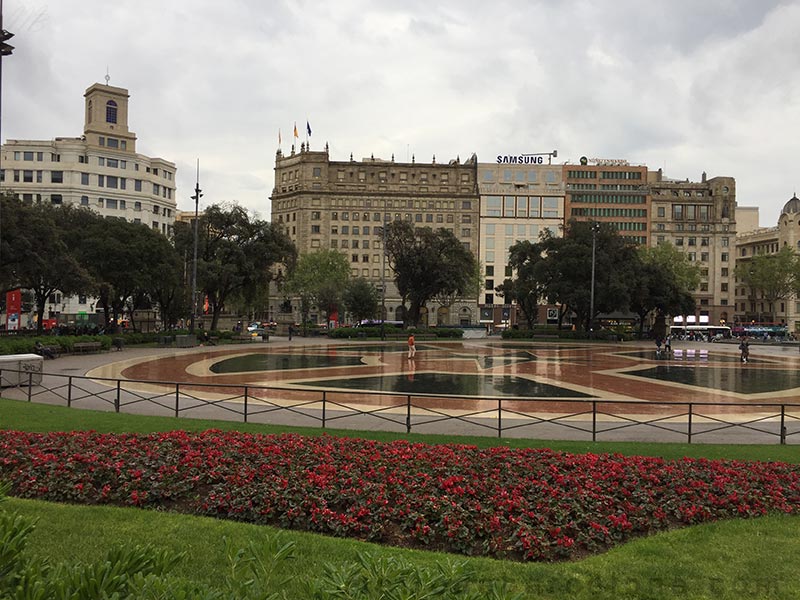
(669, 325, 731, 341)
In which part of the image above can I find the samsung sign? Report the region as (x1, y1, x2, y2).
(496, 153, 546, 164)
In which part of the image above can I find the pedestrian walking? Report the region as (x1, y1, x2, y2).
(739, 338, 750, 363)
(407, 333, 416, 359)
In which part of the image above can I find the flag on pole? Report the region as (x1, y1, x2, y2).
(306, 121, 312, 137)
(278, 129, 282, 145)
(293, 122, 298, 138)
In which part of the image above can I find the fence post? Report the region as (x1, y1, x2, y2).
(243, 387, 249, 423)
(114, 380, 121, 413)
(322, 391, 327, 429)
(688, 403, 693, 444)
(592, 401, 597, 442)
(174, 383, 180, 418)
(67, 376, 73, 407)
(406, 395, 412, 434)
(497, 398, 502, 438)
(780, 405, 786, 445)
(27, 372, 33, 402)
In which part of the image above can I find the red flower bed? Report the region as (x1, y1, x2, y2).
(1, 430, 799, 561)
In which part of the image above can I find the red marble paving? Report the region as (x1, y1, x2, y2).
(108, 342, 800, 418)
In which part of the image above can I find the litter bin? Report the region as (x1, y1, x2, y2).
(112, 337, 125, 351)
(158, 335, 173, 347)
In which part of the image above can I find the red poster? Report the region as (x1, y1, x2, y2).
(6, 289, 21, 330)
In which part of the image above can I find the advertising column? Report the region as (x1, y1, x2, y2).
(6, 289, 21, 331)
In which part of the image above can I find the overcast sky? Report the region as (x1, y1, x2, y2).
(4, 0, 800, 226)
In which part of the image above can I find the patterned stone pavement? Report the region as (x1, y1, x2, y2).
(15, 336, 800, 443)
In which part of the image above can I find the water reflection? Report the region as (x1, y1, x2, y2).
(301, 373, 592, 398)
(632, 366, 800, 394)
(210, 353, 365, 373)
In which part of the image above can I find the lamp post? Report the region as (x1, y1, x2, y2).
(0, 0, 14, 270)
(589, 222, 600, 337)
(189, 161, 202, 333)
(381, 202, 387, 341)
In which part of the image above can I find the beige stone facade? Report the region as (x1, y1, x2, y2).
(734, 195, 800, 332)
(1, 83, 177, 236)
(270, 144, 480, 326)
(648, 171, 736, 326)
(0, 82, 177, 325)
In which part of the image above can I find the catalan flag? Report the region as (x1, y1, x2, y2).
(293, 122, 298, 138)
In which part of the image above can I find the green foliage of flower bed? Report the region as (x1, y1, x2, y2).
(0, 334, 113, 355)
(501, 328, 634, 341)
(2, 429, 798, 563)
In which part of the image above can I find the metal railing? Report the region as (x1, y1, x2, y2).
(1, 368, 799, 445)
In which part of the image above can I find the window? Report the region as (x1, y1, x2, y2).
(51, 171, 63, 184)
(675, 237, 684, 246)
(106, 176, 118, 189)
(311, 225, 321, 234)
(81, 172, 89, 185)
(23, 170, 33, 183)
(721, 268, 728, 277)
(23, 151, 33, 161)
(50, 194, 62, 205)
(721, 237, 729, 247)
(106, 100, 118, 124)
(657, 207, 665, 217)
(311, 211, 321, 220)
(721, 252, 729, 262)
(462, 200, 472, 210)
(98, 175, 105, 187)
(673, 205, 683, 220)
(134, 179, 142, 192)
(80, 195, 89, 206)
(107, 158, 118, 168)
(105, 198, 118, 209)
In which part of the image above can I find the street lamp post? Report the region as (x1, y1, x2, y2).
(189, 161, 202, 333)
(0, 0, 14, 270)
(589, 222, 600, 337)
(381, 202, 387, 341)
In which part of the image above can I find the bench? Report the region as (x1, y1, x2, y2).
(233, 334, 258, 342)
(73, 341, 102, 354)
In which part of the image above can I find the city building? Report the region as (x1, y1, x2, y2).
(270, 143, 480, 326)
(1, 82, 178, 234)
(0, 82, 177, 327)
(563, 157, 650, 245)
(734, 194, 800, 332)
(477, 156, 564, 328)
(648, 170, 737, 327)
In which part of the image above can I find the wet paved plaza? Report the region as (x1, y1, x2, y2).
(17, 338, 795, 443)
(88, 339, 800, 406)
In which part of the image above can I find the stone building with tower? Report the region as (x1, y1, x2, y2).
(0, 81, 177, 326)
(270, 143, 480, 326)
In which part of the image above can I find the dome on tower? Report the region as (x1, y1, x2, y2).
(781, 194, 800, 215)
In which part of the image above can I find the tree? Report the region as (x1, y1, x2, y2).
(384, 222, 478, 327)
(343, 278, 380, 324)
(284, 249, 351, 330)
(495, 240, 549, 329)
(736, 245, 797, 323)
(173, 204, 296, 331)
(629, 244, 698, 338)
(64, 211, 177, 332)
(533, 221, 638, 332)
(0, 199, 91, 334)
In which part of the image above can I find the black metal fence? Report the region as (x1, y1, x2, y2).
(2, 368, 799, 445)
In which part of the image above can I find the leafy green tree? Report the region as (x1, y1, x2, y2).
(174, 204, 296, 331)
(533, 221, 638, 332)
(495, 240, 549, 329)
(343, 278, 380, 323)
(285, 249, 351, 329)
(629, 244, 698, 338)
(0, 199, 91, 334)
(384, 222, 478, 327)
(64, 211, 176, 332)
(736, 245, 797, 323)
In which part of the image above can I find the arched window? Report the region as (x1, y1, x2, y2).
(106, 100, 117, 124)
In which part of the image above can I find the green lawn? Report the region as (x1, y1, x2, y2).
(3, 397, 800, 598)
